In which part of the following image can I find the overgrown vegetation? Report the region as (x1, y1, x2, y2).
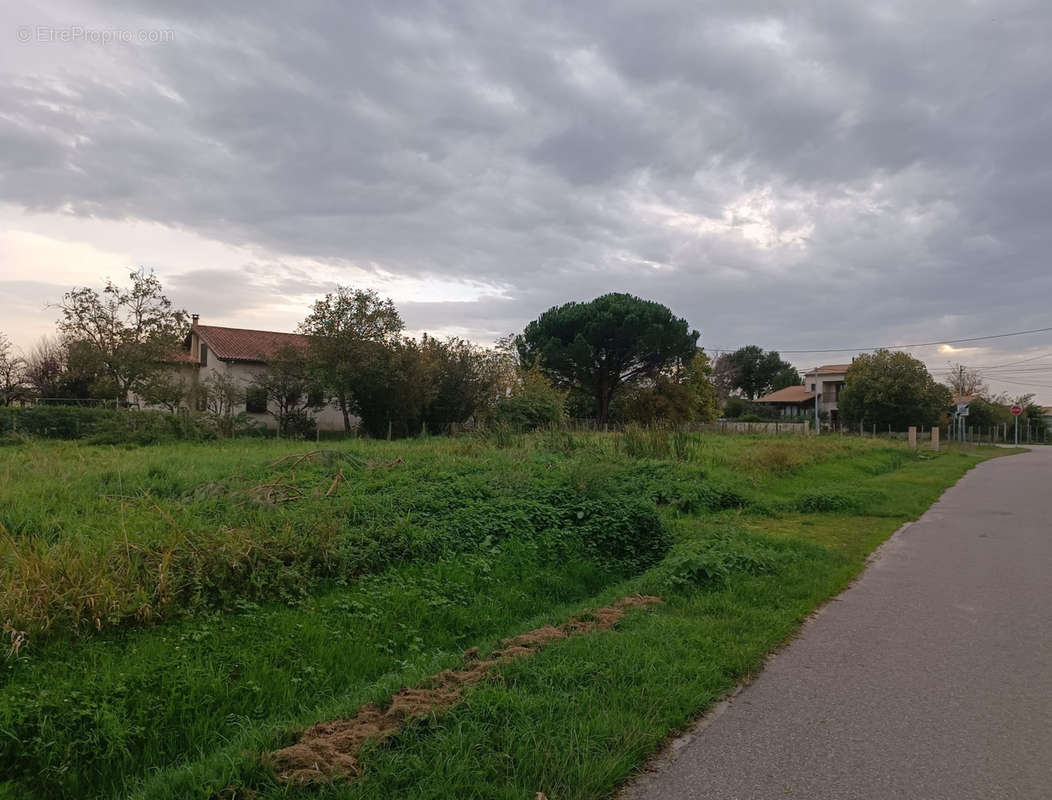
(0, 406, 216, 444)
(0, 432, 1013, 800)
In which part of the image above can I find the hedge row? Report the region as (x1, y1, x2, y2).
(0, 406, 215, 444)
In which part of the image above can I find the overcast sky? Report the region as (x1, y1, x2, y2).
(2, 1, 1052, 401)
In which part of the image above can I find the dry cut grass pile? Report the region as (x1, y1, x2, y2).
(268, 595, 662, 783)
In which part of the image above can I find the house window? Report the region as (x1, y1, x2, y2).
(245, 387, 267, 414)
(200, 343, 208, 366)
(810, 383, 816, 392)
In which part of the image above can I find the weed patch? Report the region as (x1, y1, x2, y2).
(642, 527, 815, 593)
(794, 491, 861, 513)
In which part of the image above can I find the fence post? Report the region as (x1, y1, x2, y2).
(931, 426, 939, 451)
(804, 420, 810, 436)
(908, 426, 917, 449)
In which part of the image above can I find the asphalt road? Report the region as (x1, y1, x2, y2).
(622, 446, 1052, 800)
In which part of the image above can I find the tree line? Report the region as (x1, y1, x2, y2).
(2, 269, 1045, 437)
(0, 273, 718, 436)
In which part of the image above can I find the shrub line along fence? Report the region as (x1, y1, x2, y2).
(824, 421, 1047, 444)
(452, 419, 811, 436)
(5, 404, 1046, 443)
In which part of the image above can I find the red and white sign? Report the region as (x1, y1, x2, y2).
(1011, 404, 1023, 416)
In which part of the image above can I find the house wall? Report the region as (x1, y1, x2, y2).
(134, 329, 351, 432)
(198, 356, 348, 432)
(804, 372, 847, 417)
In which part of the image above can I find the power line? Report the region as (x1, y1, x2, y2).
(708, 324, 1052, 355)
(983, 376, 1052, 389)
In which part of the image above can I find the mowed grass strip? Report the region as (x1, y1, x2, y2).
(0, 433, 1014, 799)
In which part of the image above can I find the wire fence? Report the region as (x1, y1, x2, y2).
(818, 421, 1048, 444)
(30, 397, 122, 409)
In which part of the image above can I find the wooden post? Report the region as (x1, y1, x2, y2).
(931, 426, 939, 451)
(908, 426, 917, 449)
(803, 420, 810, 436)
(387, 420, 392, 441)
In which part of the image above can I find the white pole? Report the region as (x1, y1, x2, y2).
(813, 368, 820, 434)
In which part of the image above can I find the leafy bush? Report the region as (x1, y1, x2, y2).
(280, 409, 318, 440)
(643, 528, 784, 593)
(687, 484, 750, 512)
(656, 480, 750, 513)
(557, 497, 672, 573)
(722, 396, 750, 418)
(494, 365, 566, 431)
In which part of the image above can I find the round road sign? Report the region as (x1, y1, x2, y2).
(1011, 404, 1023, 416)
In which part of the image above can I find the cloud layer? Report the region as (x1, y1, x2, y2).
(3, 1, 1052, 397)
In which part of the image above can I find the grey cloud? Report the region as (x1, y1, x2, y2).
(2, 0, 1052, 397)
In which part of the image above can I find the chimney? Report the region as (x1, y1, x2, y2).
(191, 313, 199, 326)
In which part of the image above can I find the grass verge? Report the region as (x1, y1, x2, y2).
(0, 434, 1016, 799)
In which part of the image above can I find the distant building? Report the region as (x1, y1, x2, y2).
(803, 364, 850, 425)
(753, 385, 815, 417)
(154, 316, 347, 431)
(754, 363, 850, 425)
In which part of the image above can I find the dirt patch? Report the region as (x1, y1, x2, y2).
(268, 595, 662, 784)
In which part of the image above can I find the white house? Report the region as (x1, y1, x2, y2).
(161, 316, 347, 431)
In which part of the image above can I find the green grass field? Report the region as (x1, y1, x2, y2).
(0, 431, 1013, 799)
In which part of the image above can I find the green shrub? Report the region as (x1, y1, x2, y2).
(494, 366, 566, 431)
(0, 406, 215, 443)
(279, 409, 318, 440)
(0, 405, 119, 438)
(664, 482, 749, 514)
(643, 528, 785, 593)
(557, 497, 672, 573)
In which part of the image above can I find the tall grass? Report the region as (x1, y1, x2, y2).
(0, 438, 674, 642)
(0, 432, 1012, 799)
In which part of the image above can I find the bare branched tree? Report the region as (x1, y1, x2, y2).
(0, 334, 29, 406)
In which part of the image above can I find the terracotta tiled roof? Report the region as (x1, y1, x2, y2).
(804, 364, 852, 376)
(162, 350, 200, 365)
(755, 385, 816, 404)
(195, 324, 308, 363)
